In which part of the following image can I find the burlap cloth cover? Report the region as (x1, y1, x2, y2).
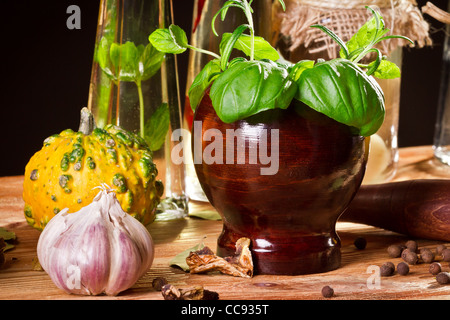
(273, 0, 432, 58)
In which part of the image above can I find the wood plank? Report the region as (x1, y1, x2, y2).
(1, 146, 450, 300)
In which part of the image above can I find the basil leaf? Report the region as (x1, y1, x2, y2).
(210, 59, 297, 123)
(221, 33, 280, 61)
(369, 59, 401, 79)
(144, 103, 170, 152)
(148, 24, 188, 54)
(296, 59, 385, 136)
(188, 59, 222, 111)
(289, 60, 315, 81)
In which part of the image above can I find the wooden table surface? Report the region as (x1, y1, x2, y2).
(1, 145, 450, 300)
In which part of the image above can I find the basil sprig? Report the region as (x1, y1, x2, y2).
(149, 1, 412, 137)
(96, 36, 169, 150)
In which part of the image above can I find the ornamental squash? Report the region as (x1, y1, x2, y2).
(23, 108, 163, 230)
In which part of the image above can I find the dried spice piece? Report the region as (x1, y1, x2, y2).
(186, 238, 253, 278)
(436, 272, 450, 285)
(353, 237, 367, 250)
(397, 262, 409, 276)
(161, 284, 219, 300)
(420, 248, 435, 264)
(402, 249, 418, 265)
(429, 262, 442, 276)
(405, 240, 418, 253)
(387, 244, 403, 258)
(380, 262, 395, 277)
(321, 286, 334, 298)
(161, 284, 181, 300)
(442, 249, 450, 262)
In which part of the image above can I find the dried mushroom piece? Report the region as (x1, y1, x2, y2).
(186, 237, 253, 278)
(161, 284, 219, 300)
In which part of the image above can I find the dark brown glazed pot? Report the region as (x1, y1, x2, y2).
(192, 92, 368, 275)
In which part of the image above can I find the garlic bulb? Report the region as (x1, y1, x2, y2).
(37, 184, 154, 296)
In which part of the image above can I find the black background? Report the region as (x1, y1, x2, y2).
(0, 0, 448, 177)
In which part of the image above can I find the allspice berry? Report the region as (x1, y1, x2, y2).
(402, 249, 418, 265)
(380, 262, 395, 276)
(429, 262, 442, 276)
(405, 240, 418, 253)
(387, 244, 403, 258)
(152, 277, 168, 291)
(436, 272, 450, 285)
(397, 262, 409, 276)
(321, 286, 334, 298)
(420, 248, 435, 264)
(442, 249, 450, 262)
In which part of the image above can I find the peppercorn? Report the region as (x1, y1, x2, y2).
(152, 277, 168, 291)
(321, 285, 334, 298)
(429, 262, 442, 276)
(442, 249, 450, 262)
(436, 272, 450, 285)
(396, 262, 409, 276)
(402, 249, 418, 265)
(354, 237, 367, 250)
(380, 262, 395, 276)
(420, 248, 435, 264)
(387, 244, 403, 258)
(405, 240, 418, 253)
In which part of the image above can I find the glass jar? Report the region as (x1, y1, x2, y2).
(87, 0, 188, 219)
(272, 0, 430, 184)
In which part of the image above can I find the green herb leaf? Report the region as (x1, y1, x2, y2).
(139, 43, 165, 82)
(118, 41, 139, 82)
(148, 25, 188, 54)
(189, 209, 222, 220)
(210, 59, 297, 123)
(188, 59, 222, 111)
(369, 59, 401, 79)
(0, 227, 16, 252)
(311, 25, 349, 59)
(144, 103, 170, 152)
(169, 241, 205, 271)
(219, 24, 251, 70)
(288, 60, 315, 81)
(296, 59, 385, 136)
(211, 1, 246, 36)
(97, 37, 116, 80)
(221, 33, 280, 61)
(0, 228, 15, 241)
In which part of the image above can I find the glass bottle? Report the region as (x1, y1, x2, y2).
(183, 0, 273, 201)
(433, 1, 450, 165)
(87, 0, 188, 219)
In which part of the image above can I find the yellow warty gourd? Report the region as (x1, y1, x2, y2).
(23, 108, 163, 230)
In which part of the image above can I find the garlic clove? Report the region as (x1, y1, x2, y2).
(37, 185, 154, 296)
